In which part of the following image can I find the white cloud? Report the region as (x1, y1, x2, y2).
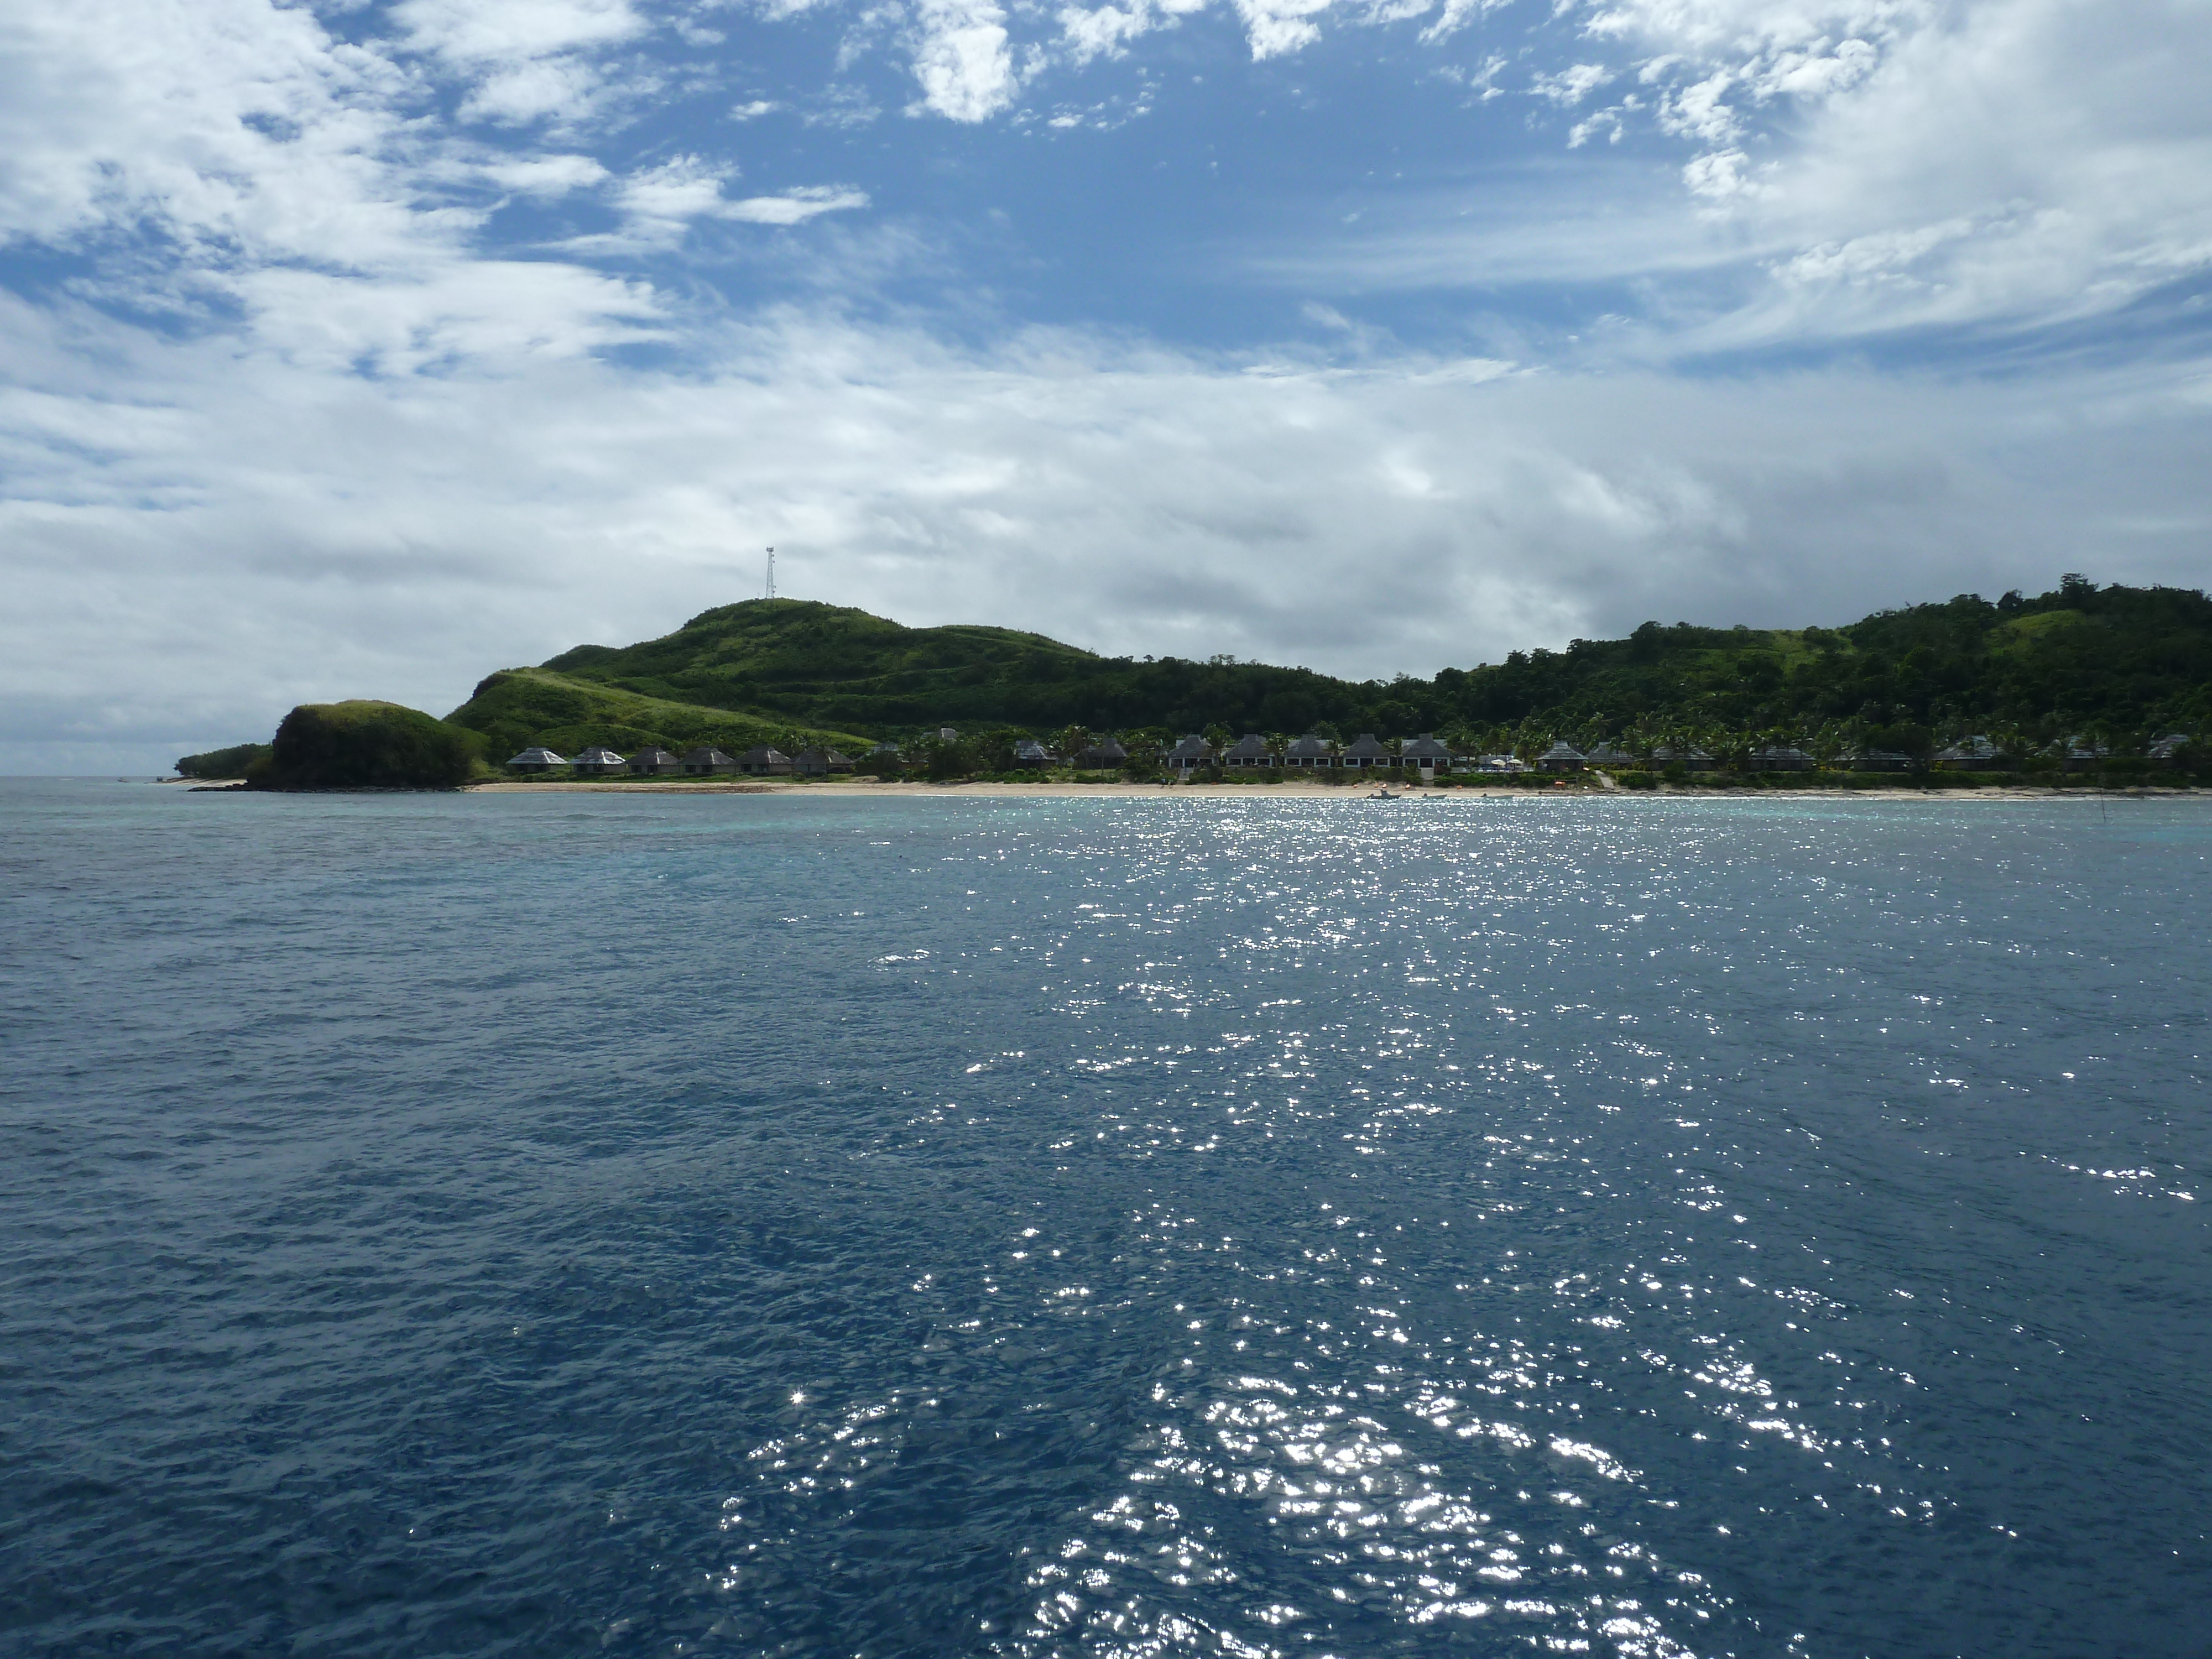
(1232, 0, 1340, 59)
(390, 0, 646, 63)
(392, 0, 649, 126)
(724, 186, 873, 224)
(479, 153, 612, 197)
(0, 0, 425, 268)
(1681, 147, 1754, 199)
(1422, 0, 1509, 45)
(911, 0, 1022, 121)
(1533, 62, 1615, 103)
(1059, 2, 1159, 62)
(1693, 0, 2212, 341)
(577, 157, 868, 249)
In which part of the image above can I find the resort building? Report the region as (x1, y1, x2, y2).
(1842, 747, 1913, 771)
(2057, 736, 2109, 773)
(1933, 736, 2001, 770)
(1281, 733, 1338, 769)
(1339, 734, 1392, 770)
(1649, 744, 1718, 771)
(507, 747, 565, 773)
(1536, 741, 1587, 771)
(571, 747, 627, 776)
(627, 748, 680, 776)
(1075, 738, 1128, 770)
(1749, 745, 1817, 771)
(1400, 734, 1453, 773)
(737, 745, 794, 775)
(2149, 732, 2194, 765)
(1012, 739, 1058, 769)
(680, 746, 735, 775)
(1221, 734, 1275, 769)
(1582, 740, 1637, 769)
(793, 747, 854, 776)
(1164, 734, 1216, 772)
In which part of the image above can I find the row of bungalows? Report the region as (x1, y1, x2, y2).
(507, 745, 854, 776)
(516, 728, 2193, 780)
(1917, 733, 2188, 771)
(1539, 732, 2194, 773)
(1160, 733, 1473, 773)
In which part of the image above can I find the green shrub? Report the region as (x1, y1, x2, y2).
(1616, 770, 1657, 790)
(248, 701, 483, 790)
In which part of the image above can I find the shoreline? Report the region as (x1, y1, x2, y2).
(162, 776, 2206, 801)
(352, 778, 2212, 800)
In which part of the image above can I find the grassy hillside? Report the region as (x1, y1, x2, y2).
(452, 577, 2211, 758)
(445, 666, 869, 760)
(532, 598, 1427, 735)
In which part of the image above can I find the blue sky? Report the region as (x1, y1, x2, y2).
(3, 0, 2210, 769)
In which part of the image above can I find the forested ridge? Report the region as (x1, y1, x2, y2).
(440, 575, 2212, 758)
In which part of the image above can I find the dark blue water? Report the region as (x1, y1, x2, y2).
(4, 780, 2209, 1658)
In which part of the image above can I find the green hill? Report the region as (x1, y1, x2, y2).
(445, 578, 2211, 758)
(445, 665, 870, 761)
(524, 597, 1360, 734)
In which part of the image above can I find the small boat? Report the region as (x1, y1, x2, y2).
(1368, 786, 1402, 800)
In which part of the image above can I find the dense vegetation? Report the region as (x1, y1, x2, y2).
(247, 701, 483, 790)
(451, 577, 2210, 761)
(174, 742, 272, 779)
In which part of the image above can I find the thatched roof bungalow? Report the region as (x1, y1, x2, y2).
(572, 747, 627, 776)
(1222, 734, 1274, 768)
(1400, 734, 1453, 771)
(793, 747, 853, 776)
(2057, 735, 2110, 773)
(1074, 738, 1128, 769)
(1164, 734, 1215, 771)
(1012, 739, 1058, 769)
(507, 746, 565, 773)
(680, 746, 735, 775)
(628, 747, 680, 775)
(1933, 735, 2001, 770)
(1750, 745, 1817, 772)
(1536, 740, 1586, 771)
(737, 745, 793, 775)
(1841, 747, 1913, 772)
(1281, 733, 1338, 768)
(1339, 733, 1392, 769)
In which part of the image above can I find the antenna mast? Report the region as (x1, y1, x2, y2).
(765, 546, 775, 601)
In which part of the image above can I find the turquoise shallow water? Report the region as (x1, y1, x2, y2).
(3, 780, 2209, 1658)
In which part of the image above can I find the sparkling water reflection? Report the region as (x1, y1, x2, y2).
(2, 782, 2208, 1657)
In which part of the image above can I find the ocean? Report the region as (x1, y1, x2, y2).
(3, 780, 2208, 1658)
